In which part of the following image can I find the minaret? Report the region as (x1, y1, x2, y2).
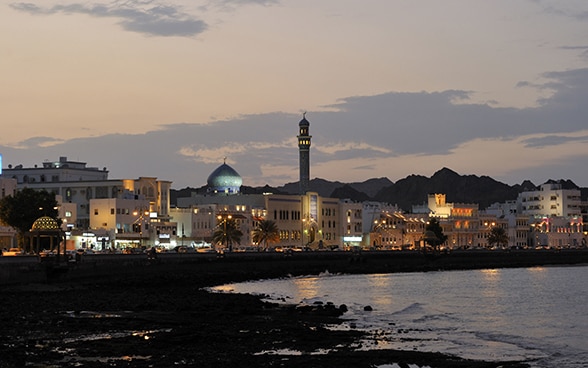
(297, 112, 312, 194)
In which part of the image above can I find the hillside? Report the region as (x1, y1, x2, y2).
(374, 168, 523, 211)
(171, 168, 586, 210)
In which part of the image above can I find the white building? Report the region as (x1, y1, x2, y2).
(3, 156, 109, 183)
(1, 157, 172, 229)
(484, 200, 529, 248)
(339, 199, 363, 249)
(516, 181, 584, 248)
(1, 157, 173, 250)
(517, 180, 582, 217)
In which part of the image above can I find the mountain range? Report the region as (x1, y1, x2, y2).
(172, 167, 588, 211)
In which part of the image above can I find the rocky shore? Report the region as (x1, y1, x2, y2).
(1, 250, 586, 368)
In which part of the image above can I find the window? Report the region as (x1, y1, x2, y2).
(111, 208, 115, 215)
(94, 209, 99, 215)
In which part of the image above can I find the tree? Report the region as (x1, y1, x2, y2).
(488, 226, 509, 249)
(212, 218, 243, 251)
(425, 218, 448, 251)
(252, 220, 280, 251)
(0, 188, 59, 249)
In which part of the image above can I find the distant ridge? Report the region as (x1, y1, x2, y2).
(171, 168, 587, 210)
(276, 177, 393, 198)
(373, 168, 522, 211)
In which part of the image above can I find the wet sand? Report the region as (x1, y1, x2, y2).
(2, 250, 585, 367)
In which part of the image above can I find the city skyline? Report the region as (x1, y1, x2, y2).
(2, 1, 588, 188)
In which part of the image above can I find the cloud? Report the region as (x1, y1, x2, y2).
(522, 133, 588, 148)
(532, 1, 588, 21)
(178, 138, 293, 165)
(316, 142, 391, 156)
(10, 1, 207, 37)
(200, 0, 279, 11)
(9, 136, 65, 149)
(2, 68, 588, 188)
(215, 0, 278, 5)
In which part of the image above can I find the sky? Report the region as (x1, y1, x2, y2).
(1, 0, 588, 189)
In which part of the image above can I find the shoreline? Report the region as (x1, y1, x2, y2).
(2, 251, 586, 367)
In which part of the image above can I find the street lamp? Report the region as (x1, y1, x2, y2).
(217, 214, 233, 251)
(301, 214, 316, 249)
(133, 208, 149, 249)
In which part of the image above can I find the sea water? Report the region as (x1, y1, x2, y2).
(212, 265, 588, 368)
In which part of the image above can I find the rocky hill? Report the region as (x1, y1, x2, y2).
(276, 177, 393, 198)
(373, 168, 524, 211)
(171, 168, 586, 210)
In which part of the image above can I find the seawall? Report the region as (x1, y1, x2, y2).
(1, 249, 587, 286)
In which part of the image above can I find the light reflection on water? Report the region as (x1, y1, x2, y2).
(212, 266, 588, 368)
(61, 328, 171, 344)
(292, 276, 321, 301)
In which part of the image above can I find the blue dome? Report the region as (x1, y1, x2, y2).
(207, 163, 242, 195)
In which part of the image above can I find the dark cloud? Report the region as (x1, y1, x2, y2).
(2, 68, 588, 188)
(14, 136, 64, 149)
(532, 1, 588, 21)
(216, 0, 278, 5)
(522, 134, 588, 148)
(10, 1, 207, 37)
(202, 0, 278, 9)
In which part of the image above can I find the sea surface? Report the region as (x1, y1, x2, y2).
(212, 265, 588, 368)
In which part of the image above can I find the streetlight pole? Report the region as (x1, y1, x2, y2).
(217, 214, 233, 251)
(134, 207, 149, 249)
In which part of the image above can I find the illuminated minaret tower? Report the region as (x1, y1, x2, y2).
(297, 112, 312, 194)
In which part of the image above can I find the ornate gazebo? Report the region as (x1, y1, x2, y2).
(26, 216, 65, 260)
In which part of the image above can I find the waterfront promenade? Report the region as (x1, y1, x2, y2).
(1, 248, 588, 285)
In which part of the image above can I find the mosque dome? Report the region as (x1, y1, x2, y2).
(207, 162, 242, 195)
(30, 216, 60, 231)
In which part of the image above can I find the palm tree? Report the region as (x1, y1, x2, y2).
(252, 220, 280, 251)
(488, 226, 509, 249)
(212, 218, 243, 251)
(425, 218, 448, 251)
(0, 188, 59, 250)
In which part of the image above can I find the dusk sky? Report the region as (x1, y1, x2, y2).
(2, 0, 588, 189)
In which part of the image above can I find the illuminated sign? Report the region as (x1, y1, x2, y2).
(344, 236, 362, 242)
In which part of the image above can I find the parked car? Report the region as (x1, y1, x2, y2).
(39, 249, 56, 257)
(196, 246, 215, 253)
(2, 248, 24, 256)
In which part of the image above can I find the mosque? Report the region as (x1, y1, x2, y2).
(171, 114, 365, 250)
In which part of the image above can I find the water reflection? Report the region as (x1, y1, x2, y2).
(212, 285, 236, 293)
(480, 268, 500, 282)
(292, 276, 320, 301)
(366, 274, 393, 308)
(479, 269, 501, 298)
(62, 329, 171, 344)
